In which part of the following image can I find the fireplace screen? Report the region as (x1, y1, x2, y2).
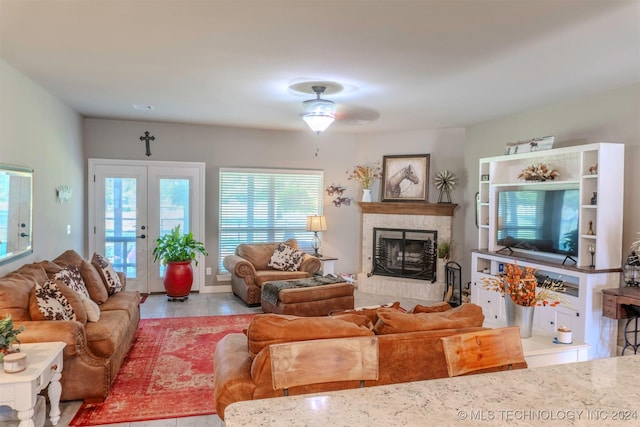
(371, 228, 437, 281)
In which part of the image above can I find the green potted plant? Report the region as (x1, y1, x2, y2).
(152, 225, 208, 300)
(1, 315, 25, 362)
(437, 240, 452, 261)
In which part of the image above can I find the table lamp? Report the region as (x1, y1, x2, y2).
(306, 215, 327, 256)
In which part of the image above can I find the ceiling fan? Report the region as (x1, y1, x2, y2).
(292, 81, 380, 134)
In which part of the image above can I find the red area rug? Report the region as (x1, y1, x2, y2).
(70, 314, 255, 426)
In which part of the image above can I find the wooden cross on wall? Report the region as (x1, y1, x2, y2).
(139, 131, 155, 156)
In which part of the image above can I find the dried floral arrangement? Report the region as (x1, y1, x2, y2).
(346, 163, 382, 189)
(632, 232, 640, 252)
(518, 164, 560, 181)
(481, 262, 565, 307)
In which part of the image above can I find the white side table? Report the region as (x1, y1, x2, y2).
(317, 256, 338, 275)
(0, 342, 66, 427)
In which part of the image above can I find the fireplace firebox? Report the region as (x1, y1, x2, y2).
(371, 228, 437, 281)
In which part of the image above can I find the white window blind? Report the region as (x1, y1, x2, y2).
(219, 168, 323, 272)
(497, 190, 545, 240)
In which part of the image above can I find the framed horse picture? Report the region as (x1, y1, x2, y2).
(381, 154, 430, 202)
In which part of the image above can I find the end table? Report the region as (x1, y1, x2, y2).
(0, 341, 66, 427)
(317, 256, 338, 276)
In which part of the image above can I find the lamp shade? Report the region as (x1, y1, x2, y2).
(302, 87, 336, 135)
(306, 215, 327, 232)
(303, 113, 335, 134)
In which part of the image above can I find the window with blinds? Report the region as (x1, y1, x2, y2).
(218, 168, 323, 272)
(497, 190, 545, 240)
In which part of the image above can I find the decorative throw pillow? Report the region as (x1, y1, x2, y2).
(373, 304, 484, 335)
(267, 243, 305, 271)
(53, 265, 91, 300)
(55, 281, 87, 324)
(410, 302, 452, 314)
(330, 301, 403, 325)
(91, 253, 123, 295)
(246, 314, 374, 358)
(79, 259, 109, 304)
(31, 279, 75, 321)
(82, 298, 101, 322)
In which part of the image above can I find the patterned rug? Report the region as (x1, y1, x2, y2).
(70, 314, 256, 426)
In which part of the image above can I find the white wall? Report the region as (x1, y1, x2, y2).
(463, 83, 640, 285)
(83, 120, 467, 289)
(0, 59, 84, 276)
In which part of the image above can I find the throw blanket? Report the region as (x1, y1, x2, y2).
(262, 276, 345, 306)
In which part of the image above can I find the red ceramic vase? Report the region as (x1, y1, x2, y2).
(164, 261, 193, 298)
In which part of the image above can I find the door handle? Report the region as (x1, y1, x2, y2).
(136, 234, 146, 239)
(20, 232, 29, 237)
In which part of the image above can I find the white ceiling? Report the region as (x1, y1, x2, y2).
(1, 0, 639, 134)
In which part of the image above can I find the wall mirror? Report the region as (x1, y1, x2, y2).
(0, 164, 33, 265)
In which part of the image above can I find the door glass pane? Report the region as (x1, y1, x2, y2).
(104, 177, 137, 278)
(158, 178, 190, 276)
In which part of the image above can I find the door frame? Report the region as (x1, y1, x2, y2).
(88, 158, 206, 293)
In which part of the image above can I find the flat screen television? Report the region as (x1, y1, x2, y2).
(497, 189, 579, 256)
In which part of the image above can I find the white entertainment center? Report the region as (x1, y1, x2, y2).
(471, 143, 624, 360)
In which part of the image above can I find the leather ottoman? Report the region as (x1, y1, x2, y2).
(261, 280, 354, 316)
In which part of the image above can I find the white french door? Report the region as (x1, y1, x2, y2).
(88, 159, 205, 294)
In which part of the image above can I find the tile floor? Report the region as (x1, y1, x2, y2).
(45, 290, 434, 427)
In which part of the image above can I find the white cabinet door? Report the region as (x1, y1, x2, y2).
(534, 304, 557, 335)
(555, 306, 582, 341)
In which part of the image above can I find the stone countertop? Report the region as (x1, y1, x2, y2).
(225, 356, 640, 427)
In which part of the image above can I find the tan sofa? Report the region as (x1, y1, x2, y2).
(213, 303, 489, 420)
(0, 250, 140, 402)
(223, 239, 321, 306)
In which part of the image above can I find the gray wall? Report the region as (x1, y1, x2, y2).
(83, 119, 467, 289)
(0, 60, 84, 276)
(462, 83, 640, 285)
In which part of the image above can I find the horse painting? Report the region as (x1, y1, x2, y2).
(385, 164, 420, 198)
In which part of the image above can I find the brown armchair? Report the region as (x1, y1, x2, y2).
(223, 239, 321, 306)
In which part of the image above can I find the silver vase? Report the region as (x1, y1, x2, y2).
(504, 292, 534, 338)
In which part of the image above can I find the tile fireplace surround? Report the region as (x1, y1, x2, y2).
(357, 202, 457, 301)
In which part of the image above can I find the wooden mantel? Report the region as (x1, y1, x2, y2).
(358, 202, 457, 216)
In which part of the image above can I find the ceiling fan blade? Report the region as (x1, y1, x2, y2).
(335, 104, 380, 125)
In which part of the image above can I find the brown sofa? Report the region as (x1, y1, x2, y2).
(213, 303, 487, 420)
(0, 250, 140, 402)
(223, 239, 321, 306)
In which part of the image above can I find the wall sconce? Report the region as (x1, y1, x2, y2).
(56, 186, 72, 204)
(306, 215, 327, 256)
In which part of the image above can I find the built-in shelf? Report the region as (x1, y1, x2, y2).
(491, 180, 579, 188)
(358, 202, 457, 216)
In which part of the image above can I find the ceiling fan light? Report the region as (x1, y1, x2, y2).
(303, 113, 335, 135)
(301, 85, 336, 135)
(303, 98, 335, 114)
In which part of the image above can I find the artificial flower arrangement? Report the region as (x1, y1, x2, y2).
(481, 262, 565, 307)
(0, 315, 24, 362)
(345, 162, 382, 189)
(517, 163, 560, 182)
